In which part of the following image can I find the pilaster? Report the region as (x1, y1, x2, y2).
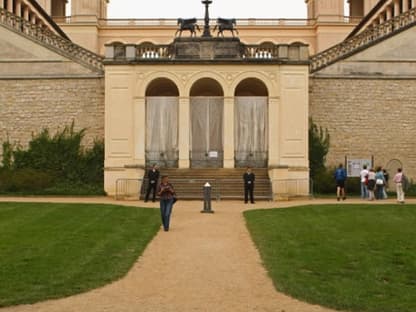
(178, 97, 190, 168)
(223, 96, 235, 168)
(268, 97, 280, 167)
(134, 97, 146, 167)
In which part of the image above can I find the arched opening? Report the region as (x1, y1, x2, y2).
(190, 78, 224, 168)
(234, 78, 269, 168)
(190, 78, 224, 96)
(145, 78, 179, 168)
(146, 78, 179, 96)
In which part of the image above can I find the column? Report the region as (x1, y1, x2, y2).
(178, 97, 190, 168)
(15, 0, 21, 16)
(403, 0, 409, 12)
(412, 0, 416, 8)
(223, 96, 235, 168)
(386, 6, 393, 19)
(134, 97, 146, 166)
(394, 0, 401, 16)
(379, 13, 385, 23)
(30, 13, 36, 24)
(7, 0, 13, 13)
(23, 6, 29, 20)
(0, 1, 3, 9)
(268, 97, 279, 167)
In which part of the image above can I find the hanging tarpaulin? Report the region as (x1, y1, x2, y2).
(235, 97, 268, 167)
(190, 97, 224, 168)
(146, 97, 179, 167)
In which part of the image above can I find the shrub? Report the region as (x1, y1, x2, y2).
(0, 168, 55, 193)
(313, 167, 361, 195)
(1, 122, 104, 195)
(309, 119, 330, 180)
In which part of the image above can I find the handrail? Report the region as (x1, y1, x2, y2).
(310, 7, 416, 73)
(0, 7, 104, 73)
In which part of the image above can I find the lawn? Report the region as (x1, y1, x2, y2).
(0, 202, 160, 307)
(244, 204, 416, 312)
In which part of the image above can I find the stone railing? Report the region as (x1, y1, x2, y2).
(0, 7, 104, 72)
(105, 41, 309, 63)
(310, 7, 416, 73)
(97, 18, 316, 27)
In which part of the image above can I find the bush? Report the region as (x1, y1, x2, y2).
(313, 167, 361, 195)
(1, 122, 104, 195)
(0, 168, 55, 193)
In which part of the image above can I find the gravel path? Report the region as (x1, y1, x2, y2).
(2, 197, 401, 312)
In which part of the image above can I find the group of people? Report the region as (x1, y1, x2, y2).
(144, 164, 257, 232)
(334, 163, 406, 203)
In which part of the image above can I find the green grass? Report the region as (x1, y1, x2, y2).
(0, 202, 160, 307)
(244, 205, 416, 312)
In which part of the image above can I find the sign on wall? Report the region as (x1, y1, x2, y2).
(347, 159, 372, 177)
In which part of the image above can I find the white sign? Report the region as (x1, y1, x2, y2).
(208, 151, 218, 158)
(347, 159, 372, 177)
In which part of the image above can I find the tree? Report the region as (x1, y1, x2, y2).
(309, 118, 330, 179)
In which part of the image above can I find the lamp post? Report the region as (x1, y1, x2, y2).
(201, 0, 212, 38)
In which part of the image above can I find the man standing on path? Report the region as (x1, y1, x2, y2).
(145, 164, 160, 202)
(334, 163, 347, 201)
(243, 166, 255, 204)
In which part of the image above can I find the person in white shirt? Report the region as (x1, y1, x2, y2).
(393, 168, 405, 204)
(360, 165, 369, 199)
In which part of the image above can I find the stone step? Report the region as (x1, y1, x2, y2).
(141, 168, 272, 200)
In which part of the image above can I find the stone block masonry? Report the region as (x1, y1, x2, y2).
(310, 77, 416, 179)
(0, 78, 104, 157)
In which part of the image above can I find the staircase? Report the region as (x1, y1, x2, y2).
(0, 7, 103, 73)
(140, 168, 272, 201)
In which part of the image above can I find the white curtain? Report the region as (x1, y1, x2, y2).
(146, 97, 178, 162)
(190, 97, 223, 153)
(235, 97, 268, 164)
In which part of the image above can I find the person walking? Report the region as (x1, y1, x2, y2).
(375, 166, 385, 200)
(157, 175, 176, 231)
(360, 165, 369, 199)
(243, 166, 255, 204)
(334, 163, 347, 201)
(393, 168, 405, 204)
(145, 164, 160, 202)
(367, 168, 376, 201)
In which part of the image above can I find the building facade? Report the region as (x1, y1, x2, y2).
(1, 0, 416, 197)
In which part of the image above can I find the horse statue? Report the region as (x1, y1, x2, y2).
(175, 18, 200, 37)
(213, 18, 239, 37)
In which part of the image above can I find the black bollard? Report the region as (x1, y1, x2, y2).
(201, 182, 214, 213)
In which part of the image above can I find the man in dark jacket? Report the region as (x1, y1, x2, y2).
(243, 166, 255, 204)
(145, 164, 160, 202)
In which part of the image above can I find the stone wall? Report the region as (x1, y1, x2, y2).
(310, 77, 416, 179)
(0, 78, 104, 158)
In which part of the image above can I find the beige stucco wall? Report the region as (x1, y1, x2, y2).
(104, 63, 309, 196)
(310, 77, 416, 179)
(0, 78, 105, 153)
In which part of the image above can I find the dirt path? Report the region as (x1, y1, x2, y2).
(2, 197, 403, 312)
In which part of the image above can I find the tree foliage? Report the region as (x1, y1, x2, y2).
(0, 122, 104, 194)
(309, 118, 330, 179)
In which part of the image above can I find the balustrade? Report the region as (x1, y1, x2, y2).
(310, 7, 416, 72)
(0, 7, 103, 72)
